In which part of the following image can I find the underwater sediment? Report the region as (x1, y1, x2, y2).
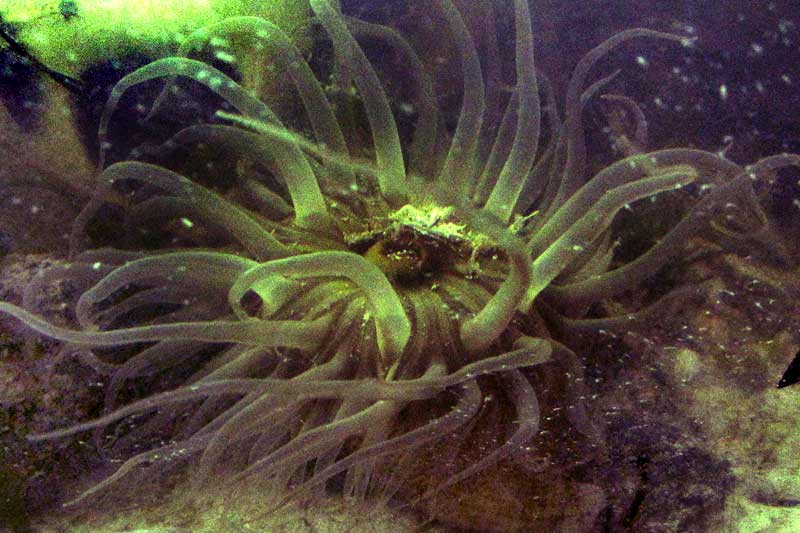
(1, 0, 799, 531)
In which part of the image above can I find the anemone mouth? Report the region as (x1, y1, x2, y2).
(0, 0, 796, 521)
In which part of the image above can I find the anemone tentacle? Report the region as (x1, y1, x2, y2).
(0, 0, 793, 517)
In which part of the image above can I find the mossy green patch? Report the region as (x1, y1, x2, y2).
(0, 0, 311, 75)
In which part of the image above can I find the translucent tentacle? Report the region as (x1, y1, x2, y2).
(482, 0, 540, 223)
(346, 16, 439, 181)
(523, 165, 697, 309)
(229, 251, 411, 362)
(25, 343, 548, 442)
(432, 0, 485, 201)
(310, 0, 408, 205)
(417, 369, 541, 500)
(97, 58, 334, 232)
(1, 302, 332, 349)
(554, 29, 693, 204)
(460, 213, 532, 352)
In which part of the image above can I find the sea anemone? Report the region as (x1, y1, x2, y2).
(1, 0, 795, 516)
